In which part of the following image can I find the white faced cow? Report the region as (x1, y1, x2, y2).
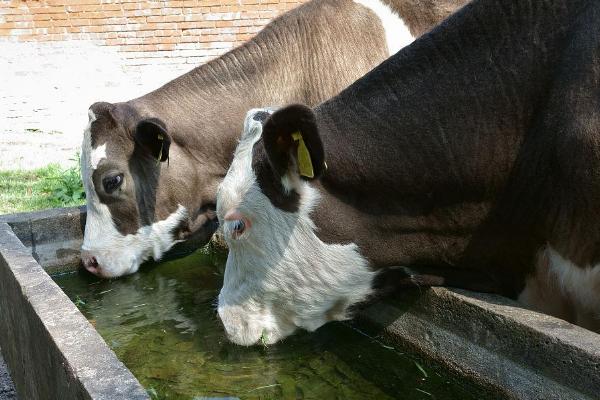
(80, 0, 468, 278)
(217, 0, 600, 345)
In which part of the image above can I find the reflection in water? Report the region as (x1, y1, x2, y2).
(53, 249, 478, 400)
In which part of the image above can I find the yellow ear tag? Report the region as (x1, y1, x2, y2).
(156, 133, 164, 165)
(291, 131, 314, 178)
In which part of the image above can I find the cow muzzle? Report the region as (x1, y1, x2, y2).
(80, 248, 139, 278)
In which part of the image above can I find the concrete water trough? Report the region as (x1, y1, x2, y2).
(0, 206, 599, 399)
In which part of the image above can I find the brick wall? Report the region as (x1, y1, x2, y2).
(0, 0, 306, 66)
(0, 0, 307, 168)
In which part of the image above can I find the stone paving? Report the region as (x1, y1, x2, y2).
(0, 40, 193, 170)
(0, 351, 16, 400)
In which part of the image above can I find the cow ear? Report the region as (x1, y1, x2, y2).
(134, 118, 171, 163)
(262, 104, 326, 181)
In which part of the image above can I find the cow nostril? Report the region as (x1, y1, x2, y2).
(82, 255, 100, 274)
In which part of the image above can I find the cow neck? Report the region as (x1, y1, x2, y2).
(133, 41, 294, 165)
(130, 0, 396, 173)
(384, 0, 469, 38)
(310, 0, 589, 292)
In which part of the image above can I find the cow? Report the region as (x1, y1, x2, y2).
(80, 0, 468, 278)
(216, 0, 600, 345)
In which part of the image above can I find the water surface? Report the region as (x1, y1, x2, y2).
(53, 249, 481, 400)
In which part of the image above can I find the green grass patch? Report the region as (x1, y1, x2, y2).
(0, 161, 85, 215)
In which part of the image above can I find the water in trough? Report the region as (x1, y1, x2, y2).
(53, 248, 482, 400)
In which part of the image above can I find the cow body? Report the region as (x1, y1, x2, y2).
(217, 0, 600, 344)
(80, 0, 467, 278)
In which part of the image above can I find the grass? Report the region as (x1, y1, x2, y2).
(0, 159, 85, 215)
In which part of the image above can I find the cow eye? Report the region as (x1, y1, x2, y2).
(102, 174, 123, 194)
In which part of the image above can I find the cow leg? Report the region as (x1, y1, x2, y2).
(373, 265, 501, 296)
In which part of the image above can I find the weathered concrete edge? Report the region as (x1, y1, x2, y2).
(0, 223, 149, 400)
(357, 287, 600, 400)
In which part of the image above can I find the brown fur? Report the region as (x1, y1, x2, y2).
(84, 0, 467, 244)
(253, 0, 600, 314)
(386, 0, 469, 36)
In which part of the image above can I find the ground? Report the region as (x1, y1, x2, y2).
(0, 41, 190, 171)
(0, 352, 16, 400)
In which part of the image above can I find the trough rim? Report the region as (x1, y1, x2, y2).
(0, 220, 149, 400)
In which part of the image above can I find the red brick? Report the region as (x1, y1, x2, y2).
(28, 5, 68, 14)
(48, 26, 67, 34)
(122, 2, 141, 10)
(69, 18, 91, 26)
(125, 36, 143, 44)
(198, 0, 220, 6)
(105, 37, 125, 45)
(9, 28, 33, 35)
(164, 14, 185, 22)
(145, 2, 164, 9)
(156, 43, 176, 50)
(100, 4, 122, 11)
(139, 44, 158, 51)
(85, 24, 107, 32)
(153, 28, 181, 36)
(67, 4, 103, 13)
(120, 44, 143, 52)
(128, 8, 152, 17)
(103, 16, 127, 24)
(179, 35, 200, 43)
(52, 18, 72, 26)
(161, 7, 182, 15)
(32, 19, 53, 27)
(32, 13, 53, 21)
(5, 14, 34, 22)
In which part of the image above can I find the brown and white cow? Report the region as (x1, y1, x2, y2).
(80, 0, 468, 278)
(216, 0, 600, 345)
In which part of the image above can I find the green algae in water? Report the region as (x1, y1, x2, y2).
(53, 250, 480, 400)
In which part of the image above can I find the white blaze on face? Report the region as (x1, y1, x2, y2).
(216, 109, 375, 346)
(354, 0, 415, 56)
(90, 143, 106, 170)
(80, 108, 188, 278)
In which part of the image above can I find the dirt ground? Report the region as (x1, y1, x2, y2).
(0, 131, 81, 171)
(0, 41, 192, 172)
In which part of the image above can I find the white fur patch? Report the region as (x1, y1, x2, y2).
(519, 246, 600, 324)
(80, 108, 188, 278)
(90, 143, 106, 170)
(216, 109, 375, 346)
(545, 247, 600, 314)
(354, 0, 415, 55)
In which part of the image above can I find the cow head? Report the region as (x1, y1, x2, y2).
(216, 106, 375, 346)
(80, 101, 212, 278)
